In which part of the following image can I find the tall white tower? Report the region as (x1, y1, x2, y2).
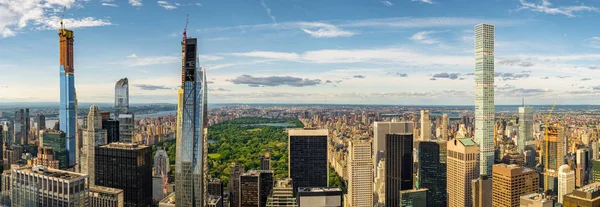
(475, 23, 495, 176)
(518, 99, 533, 154)
(420, 110, 431, 141)
(347, 139, 373, 207)
(558, 164, 575, 204)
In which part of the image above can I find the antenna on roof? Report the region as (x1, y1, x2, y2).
(60, 6, 66, 30)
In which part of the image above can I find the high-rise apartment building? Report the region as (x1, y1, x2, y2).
(563, 182, 600, 206)
(518, 105, 533, 154)
(447, 138, 480, 207)
(420, 110, 431, 141)
(417, 140, 447, 207)
(81, 105, 108, 186)
(40, 129, 68, 169)
(96, 143, 152, 207)
(13, 108, 29, 145)
(492, 164, 539, 207)
(261, 152, 271, 170)
(118, 113, 134, 143)
(11, 166, 88, 206)
(347, 139, 372, 207)
(89, 186, 124, 207)
(297, 187, 342, 207)
(385, 133, 413, 207)
(475, 23, 495, 176)
(175, 37, 208, 207)
(229, 163, 245, 207)
(115, 78, 129, 116)
(288, 129, 328, 193)
(58, 27, 77, 167)
(266, 178, 298, 207)
(373, 122, 413, 182)
(559, 164, 576, 204)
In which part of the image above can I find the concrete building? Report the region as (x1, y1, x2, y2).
(347, 139, 372, 207)
(520, 193, 553, 207)
(417, 140, 447, 207)
(442, 114, 449, 140)
(472, 176, 492, 207)
(40, 129, 68, 169)
(518, 105, 533, 154)
(447, 138, 480, 207)
(420, 110, 431, 141)
(492, 164, 539, 207)
(81, 105, 108, 186)
(89, 186, 124, 207)
(96, 142, 152, 207)
(563, 182, 600, 207)
(27, 146, 59, 169)
(266, 178, 297, 207)
(288, 129, 328, 193)
(297, 187, 342, 207)
(400, 188, 427, 207)
(11, 165, 88, 206)
(475, 23, 495, 176)
(559, 164, 576, 204)
(385, 133, 413, 207)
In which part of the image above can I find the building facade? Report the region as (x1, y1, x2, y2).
(114, 78, 129, 116)
(447, 138, 480, 207)
(417, 140, 447, 207)
(81, 105, 108, 186)
(492, 164, 539, 207)
(11, 166, 88, 206)
(41, 129, 68, 169)
(266, 178, 297, 207)
(559, 164, 576, 204)
(420, 110, 431, 141)
(474, 23, 495, 176)
(347, 139, 372, 207)
(518, 106, 533, 154)
(288, 129, 328, 193)
(89, 186, 124, 207)
(260, 152, 271, 171)
(400, 188, 427, 207)
(117, 113, 134, 143)
(563, 182, 600, 207)
(297, 187, 342, 207)
(27, 146, 59, 169)
(58, 27, 77, 167)
(385, 133, 413, 207)
(520, 193, 553, 207)
(373, 122, 413, 183)
(229, 163, 244, 207)
(13, 108, 29, 146)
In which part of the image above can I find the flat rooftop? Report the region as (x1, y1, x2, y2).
(90, 186, 123, 195)
(458, 138, 476, 146)
(288, 128, 328, 136)
(18, 166, 85, 181)
(298, 187, 342, 193)
(159, 192, 176, 204)
(99, 142, 149, 150)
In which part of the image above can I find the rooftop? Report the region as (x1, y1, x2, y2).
(100, 142, 149, 150)
(458, 138, 476, 146)
(90, 186, 123, 195)
(159, 192, 176, 204)
(207, 195, 221, 204)
(521, 193, 550, 203)
(288, 128, 328, 136)
(18, 165, 85, 181)
(298, 187, 342, 193)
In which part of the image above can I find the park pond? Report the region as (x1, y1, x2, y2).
(238, 123, 297, 127)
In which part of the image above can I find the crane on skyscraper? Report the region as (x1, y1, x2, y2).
(544, 100, 558, 193)
(183, 14, 189, 41)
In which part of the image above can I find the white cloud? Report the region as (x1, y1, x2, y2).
(343, 17, 521, 28)
(231, 51, 300, 61)
(198, 55, 223, 61)
(409, 30, 446, 44)
(518, 0, 598, 17)
(412, 0, 434, 4)
(127, 53, 138, 59)
(261, 0, 276, 24)
(125, 55, 179, 66)
(157, 1, 176, 10)
(37, 16, 112, 30)
(129, 0, 142, 6)
(101, 3, 118, 7)
(298, 22, 355, 38)
(381, 1, 393, 6)
(195, 3, 202, 6)
(585, 37, 600, 48)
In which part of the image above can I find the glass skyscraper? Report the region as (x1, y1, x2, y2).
(175, 37, 207, 207)
(115, 78, 129, 116)
(59, 28, 77, 167)
(474, 23, 495, 176)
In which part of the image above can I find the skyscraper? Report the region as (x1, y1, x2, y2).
(261, 152, 271, 170)
(155, 149, 169, 177)
(420, 110, 431, 141)
(417, 140, 447, 207)
(288, 129, 328, 193)
(491, 164, 539, 207)
(239, 170, 274, 207)
(37, 114, 46, 131)
(563, 182, 600, 206)
(81, 105, 107, 186)
(347, 139, 373, 207)
(385, 133, 413, 207)
(442, 114, 449, 140)
(11, 166, 89, 206)
(59, 26, 77, 167)
(13, 108, 29, 145)
(41, 129, 68, 169)
(118, 113, 134, 143)
(372, 122, 413, 185)
(229, 163, 245, 207)
(115, 78, 129, 116)
(101, 112, 120, 144)
(475, 23, 495, 176)
(558, 164, 575, 204)
(400, 188, 428, 207)
(447, 138, 480, 207)
(175, 37, 207, 207)
(297, 187, 342, 207)
(518, 105, 533, 154)
(266, 178, 297, 207)
(89, 186, 124, 207)
(95, 143, 152, 207)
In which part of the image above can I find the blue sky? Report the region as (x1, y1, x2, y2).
(1, 0, 600, 105)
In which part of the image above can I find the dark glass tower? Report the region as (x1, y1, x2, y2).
(240, 170, 273, 207)
(385, 133, 413, 207)
(288, 129, 328, 194)
(14, 108, 29, 146)
(229, 163, 244, 207)
(95, 142, 152, 207)
(260, 152, 271, 170)
(37, 114, 46, 131)
(417, 140, 447, 207)
(114, 78, 129, 116)
(101, 114, 120, 144)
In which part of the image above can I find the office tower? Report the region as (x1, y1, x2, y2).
(59, 26, 77, 167)
(442, 114, 449, 140)
(13, 108, 29, 145)
(207, 195, 223, 207)
(374, 160, 386, 205)
(447, 138, 480, 207)
(518, 105, 533, 154)
(81, 105, 108, 186)
(118, 113, 134, 143)
(115, 78, 129, 116)
(576, 148, 590, 186)
(175, 37, 207, 207)
(40, 129, 68, 169)
(229, 163, 244, 207)
(520, 193, 553, 207)
(400, 188, 427, 207)
(27, 146, 59, 169)
(475, 23, 495, 176)
(592, 141, 599, 160)
(524, 149, 536, 168)
(261, 152, 271, 170)
(89, 186, 124, 207)
(37, 114, 46, 131)
(155, 149, 169, 176)
(559, 164, 575, 204)
(347, 139, 373, 207)
(297, 187, 342, 207)
(492, 164, 539, 207)
(563, 182, 600, 206)
(373, 122, 413, 182)
(420, 110, 431, 141)
(11, 165, 88, 206)
(266, 178, 298, 207)
(2, 145, 21, 171)
(472, 176, 492, 207)
(593, 160, 600, 183)
(2, 121, 12, 146)
(385, 133, 413, 207)
(96, 143, 152, 207)
(101, 112, 120, 144)
(240, 170, 274, 207)
(288, 129, 328, 193)
(416, 140, 447, 207)
(1, 170, 10, 205)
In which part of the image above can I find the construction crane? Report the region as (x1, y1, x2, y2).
(544, 100, 558, 193)
(183, 14, 189, 41)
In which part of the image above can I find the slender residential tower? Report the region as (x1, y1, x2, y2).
(518, 100, 533, 154)
(115, 78, 129, 116)
(175, 36, 207, 206)
(58, 23, 77, 167)
(475, 23, 495, 176)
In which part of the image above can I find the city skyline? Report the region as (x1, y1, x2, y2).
(1, 0, 600, 104)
